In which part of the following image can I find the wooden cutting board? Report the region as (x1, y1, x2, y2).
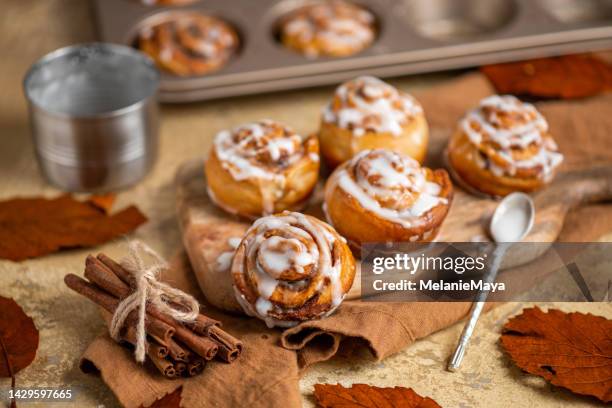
(176, 147, 612, 311)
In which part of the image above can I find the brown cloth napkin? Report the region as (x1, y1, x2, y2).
(79, 72, 612, 408)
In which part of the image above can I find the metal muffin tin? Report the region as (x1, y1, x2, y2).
(94, 0, 612, 102)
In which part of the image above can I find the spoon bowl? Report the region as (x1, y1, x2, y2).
(489, 192, 535, 243)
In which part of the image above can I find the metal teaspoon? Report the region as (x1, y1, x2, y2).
(447, 192, 535, 372)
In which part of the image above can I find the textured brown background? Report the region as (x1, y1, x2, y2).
(0, 1, 610, 407)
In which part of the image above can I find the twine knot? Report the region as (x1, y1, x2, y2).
(109, 241, 200, 362)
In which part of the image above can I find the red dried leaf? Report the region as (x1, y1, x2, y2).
(0, 296, 39, 406)
(501, 307, 612, 402)
(314, 383, 441, 408)
(481, 54, 612, 99)
(0, 194, 147, 261)
(141, 387, 182, 408)
(0, 296, 39, 377)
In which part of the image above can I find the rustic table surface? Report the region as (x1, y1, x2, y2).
(0, 1, 609, 407)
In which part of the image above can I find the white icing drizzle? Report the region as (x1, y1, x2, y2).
(460, 95, 563, 180)
(327, 149, 447, 227)
(281, 0, 375, 58)
(322, 76, 423, 137)
(216, 251, 234, 272)
(232, 212, 346, 327)
(228, 237, 242, 249)
(213, 120, 314, 214)
(215, 237, 244, 272)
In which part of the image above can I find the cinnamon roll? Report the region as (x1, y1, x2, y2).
(319, 76, 428, 167)
(447, 95, 564, 197)
(278, 0, 376, 58)
(324, 149, 452, 250)
(232, 211, 356, 327)
(137, 13, 239, 76)
(205, 120, 320, 219)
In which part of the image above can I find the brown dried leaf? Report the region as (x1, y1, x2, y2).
(0, 194, 147, 261)
(0, 296, 38, 377)
(501, 307, 612, 402)
(141, 386, 182, 408)
(0, 296, 39, 408)
(314, 383, 441, 408)
(481, 54, 612, 99)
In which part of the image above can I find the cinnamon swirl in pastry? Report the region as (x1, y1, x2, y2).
(324, 149, 452, 250)
(278, 0, 376, 58)
(319, 76, 428, 167)
(447, 95, 564, 197)
(232, 211, 356, 328)
(205, 120, 320, 219)
(137, 13, 239, 76)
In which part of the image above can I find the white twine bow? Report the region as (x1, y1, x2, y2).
(109, 241, 200, 363)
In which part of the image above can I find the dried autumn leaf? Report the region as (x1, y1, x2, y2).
(481, 54, 612, 99)
(314, 383, 441, 408)
(0, 296, 38, 377)
(0, 296, 39, 408)
(140, 387, 182, 408)
(501, 307, 612, 403)
(0, 194, 147, 261)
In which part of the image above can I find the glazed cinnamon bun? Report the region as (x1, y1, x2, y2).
(319, 76, 428, 167)
(324, 149, 452, 250)
(232, 211, 356, 328)
(205, 120, 320, 219)
(137, 13, 239, 76)
(278, 0, 376, 58)
(447, 95, 564, 197)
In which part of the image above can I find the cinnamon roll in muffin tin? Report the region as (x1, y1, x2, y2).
(93, 0, 612, 102)
(135, 12, 239, 76)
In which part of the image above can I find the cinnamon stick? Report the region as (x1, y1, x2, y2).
(169, 323, 218, 361)
(187, 358, 205, 376)
(187, 314, 222, 334)
(85, 256, 130, 297)
(165, 311, 243, 362)
(91, 257, 221, 361)
(149, 342, 169, 359)
(186, 315, 242, 362)
(175, 362, 186, 376)
(167, 338, 189, 362)
(148, 353, 176, 378)
(149, 333, 169, 348)
(89, 253, 242, 363)
(97, 253, 134, 287)
(67, 248, 246, 379)
(64, 274, 175, 342)
(108, 313, 170, 358)
(208, 326, 243, 363)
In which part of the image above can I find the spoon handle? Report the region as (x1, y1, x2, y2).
(447, 299, 486, 371)
(447, 244, 509, 371)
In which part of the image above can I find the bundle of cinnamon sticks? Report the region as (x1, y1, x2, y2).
(64, 253, 242, 378)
